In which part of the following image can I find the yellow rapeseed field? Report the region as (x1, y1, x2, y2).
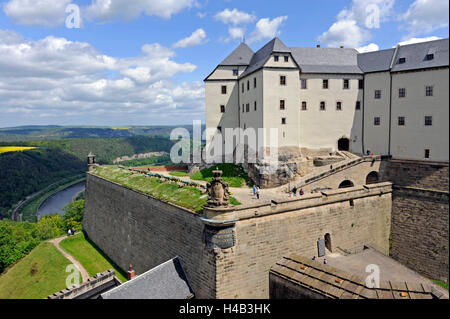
(0, 146, 38, 154)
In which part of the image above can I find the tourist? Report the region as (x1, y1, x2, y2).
(253, 185, 257, 196)
(292, 186, 297, 197)
(71, 228, 76, 235)
(299, 188, 304, 196)
(67, 229, 72, 237)
(256, 186, 260, 199)
(324, 258, 328, 264)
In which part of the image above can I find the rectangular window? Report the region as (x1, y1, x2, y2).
(254, 78, 257, 88)
(247, 80, 250, 91)
(426, 54, 434, 61)
(398, 57, 406, 64)
(336, 101, 342, 111)
(233, 69, 238, 76)
(280, 100, 285, 110)
(426, 86, 433, 96)
(355, 101, 361, 110)
(284, 56, 289, 62)
(220, 105, 225, 113)
(398, 116, 405, 126)
(425, 149, 430, 159)
(425, 116, 433, 126)
(281, 118, 286, 125)
(280, 75, 286, 86)
(274, 55, 279, 62)
(254, 101, 257, 111)
(359, 79, 364, 89)
(221, 86, 227, 94)
(301, 101, 307, 110)
(399, 88, 406, 98)
(343, 79, 349, 89)
(323, 79, 329, 89)
(375, 90, 381, 99)
(246, 103, 250, 112)
(301, 79, 307, 89)
(242, 83, 244, 93)
(242, 104, 244, 113)
(374, 117, 381, 126)
(320, 101, 326, 111)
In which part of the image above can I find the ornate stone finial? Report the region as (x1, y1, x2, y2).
(206, 169, 231, 207)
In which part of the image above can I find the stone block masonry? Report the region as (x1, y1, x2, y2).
(390, 186, 449, 283)
(82, 173, 217, 299)
(83, 172, 393, 299)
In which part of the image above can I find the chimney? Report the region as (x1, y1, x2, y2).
(340, 46, 344, 48)
(316, 44, 321, 48)
(127, 264, 136, 280)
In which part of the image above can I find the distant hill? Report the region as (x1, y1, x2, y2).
(0, 125, 204, 141)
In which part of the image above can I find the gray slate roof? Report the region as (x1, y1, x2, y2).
(101, 257, 194, 299)
(290, 47, 362, 74)
(211, 37, 449, 80)
(357, 48, 396, 73)
(219, 42, 254, 66)
(240, 38, 291, 78)
(391, 38, 449, 72)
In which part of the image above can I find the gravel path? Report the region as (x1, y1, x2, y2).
(49, 235, 89, 283)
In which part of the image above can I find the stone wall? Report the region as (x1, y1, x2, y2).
(390, 186, 449, 283)
(207, 183, 392, 298)
(82, 173, 216, 299)
(380, 159, 448, 191)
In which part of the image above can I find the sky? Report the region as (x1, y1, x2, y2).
(0, 0, 448, 127)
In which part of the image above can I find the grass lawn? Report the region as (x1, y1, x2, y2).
(191, 163, 251, 188)
(169, 171, 188, 177)
(60, 232, 127, 283)
(0, 242, 71, 299)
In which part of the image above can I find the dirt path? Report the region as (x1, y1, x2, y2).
(49, 235, 89, 283)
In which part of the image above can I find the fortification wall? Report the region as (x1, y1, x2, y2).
(390, 186, 449, 283)
(82, 173, 216, 299)
(379, 159, 448, 191)
(206, 183, 392, 298)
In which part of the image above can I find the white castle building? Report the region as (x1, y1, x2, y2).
(204, 38, 449, 162)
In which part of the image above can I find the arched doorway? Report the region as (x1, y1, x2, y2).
(366, 171, 379, 185)
(339, 180, 354, 188)
(338, 138, 350, 151)
(324, 233, 332, 252)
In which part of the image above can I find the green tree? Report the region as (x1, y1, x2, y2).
(35, 215, 64, 240)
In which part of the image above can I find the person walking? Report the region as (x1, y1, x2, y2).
(256, 186, 260, 199)
(299, 188, 304, 196)
(253, 185, 257, 197)
(67, 229, 72, 237)
(292, 186, 297, 197)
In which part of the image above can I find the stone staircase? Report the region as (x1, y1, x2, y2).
(288, 153, 386, 191)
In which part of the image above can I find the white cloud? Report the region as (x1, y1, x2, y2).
(3, 0, 196, 26)
(356, 43, 380, 52)
(0, 29, 203, 126)
(3, 0, 72, 27)
(172, 28, 208, 48)
(318, 19, 370, 48)
(396, 36, 441, 46)
(85, 0, 196, 20)
(318, 0, 394, 48)
(248, 16, 288, 44)
(214, 8, 256, 25)
(225, 27, 245, 43)
(401, 0, 449, 36)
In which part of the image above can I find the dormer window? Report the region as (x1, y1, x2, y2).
(398, 57, 406, 64)
(233, 69, 239, 76)
(426, 54, 434, 61)
(284, 56, 289, 62)
(274, 55, 279, 62)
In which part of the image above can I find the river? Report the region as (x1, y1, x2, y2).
(37, 181, 85, 220)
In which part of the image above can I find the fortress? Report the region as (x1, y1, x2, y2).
(83, 38, 449, 299)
